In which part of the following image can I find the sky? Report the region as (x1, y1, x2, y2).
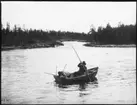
(1, 2, 136, 33)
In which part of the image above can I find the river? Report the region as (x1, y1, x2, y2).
(1, 41, 136, 104)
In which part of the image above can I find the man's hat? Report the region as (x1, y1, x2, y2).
(83, 61, 86, 65)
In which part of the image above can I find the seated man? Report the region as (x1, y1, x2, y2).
(73, 61, 87, 77)
(58, 61, 87, 78)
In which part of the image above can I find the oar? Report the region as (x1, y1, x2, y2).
(44, 72, 55, 76)
(56, 66, 57, 75)
(71, 45, 91, 82)
(63, 64, 67, 71)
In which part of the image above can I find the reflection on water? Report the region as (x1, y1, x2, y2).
(79, 83, 88, 91)
(55, 80, 98, 90)
(1, 41, 136, 104)
(53, 80, 99, 104)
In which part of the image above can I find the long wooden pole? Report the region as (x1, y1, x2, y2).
(72, 46, 82, 63)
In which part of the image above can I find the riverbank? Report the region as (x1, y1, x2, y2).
(2, 41, 64, 51)
(2, 41, 136, 51)
(84, 43, 136, 48)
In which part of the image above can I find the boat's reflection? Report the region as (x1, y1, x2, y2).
(54, 77, 98, 90)
(78, 79, 98, 104)
(54, 78, 98, 104)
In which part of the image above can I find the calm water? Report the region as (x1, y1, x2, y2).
(1, 41, 136, 104)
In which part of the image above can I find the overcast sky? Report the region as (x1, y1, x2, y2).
(1, 2, 136, 33)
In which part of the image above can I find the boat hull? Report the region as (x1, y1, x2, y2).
(54, 67, 98, 85)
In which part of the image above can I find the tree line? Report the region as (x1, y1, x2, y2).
(88, 23, 136, 44)
(1, 22, 136, 47)
(1, 23, 87, 47)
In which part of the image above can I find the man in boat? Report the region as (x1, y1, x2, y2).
(58, 61, 87, 78)
(73, 61, 87, 77)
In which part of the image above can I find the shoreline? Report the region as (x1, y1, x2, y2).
(84, 43, 136, 48)
(2, 41, 64, 51)
(2, 41, 136, 51)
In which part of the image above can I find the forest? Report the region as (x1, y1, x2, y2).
(1, 22, 136, 49)
(88, 23, 136, 45)
(1, 23, 87, 48)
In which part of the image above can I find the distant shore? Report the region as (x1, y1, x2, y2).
(2, 40, 136, 51)
(84, 43, 136, 48)
(2, 41, 64, 51)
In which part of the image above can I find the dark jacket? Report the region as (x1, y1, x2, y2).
(73, 62, 87, 77)
(78, 63, 87, 73)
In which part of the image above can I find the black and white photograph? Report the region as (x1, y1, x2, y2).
(1, 1, 136, 104)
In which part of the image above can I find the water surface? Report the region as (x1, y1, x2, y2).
(1, 41, 136, 104)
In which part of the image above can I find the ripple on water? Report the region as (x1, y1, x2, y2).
(2, 42, 136, 104)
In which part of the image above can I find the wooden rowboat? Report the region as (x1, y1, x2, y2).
(53, 67, 98, 85)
